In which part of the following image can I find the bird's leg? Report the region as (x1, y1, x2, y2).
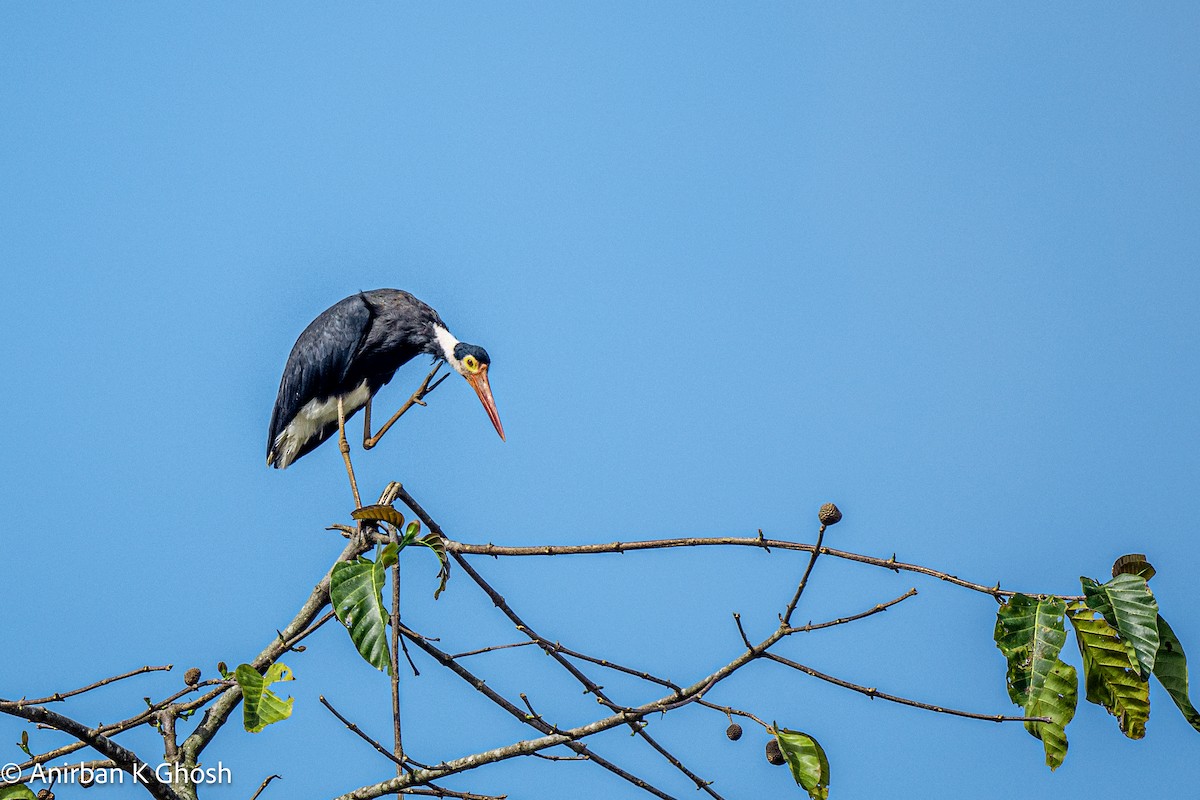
(362, 394, 374, 446)
(337, 396, 363, 509)
(363, 361, 450, 450)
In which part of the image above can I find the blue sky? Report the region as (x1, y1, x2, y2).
(2, 3, 1198, 798)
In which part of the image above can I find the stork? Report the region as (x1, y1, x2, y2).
(267, 289, 504, 504)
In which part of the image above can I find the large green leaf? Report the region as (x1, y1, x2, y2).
(1066, 601, 1149, 739)
(331, 543, 399, 673)
(1081, 574, 1159, 677)
(994, 594, 1078, 769)
(774, 726, 829, 800)
(1152, 614, 1200, 732)
(235, 662, 295, 733)
(0, 786, 37, 800)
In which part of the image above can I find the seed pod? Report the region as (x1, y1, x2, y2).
(818, 503, 842, 526)
(37, 790, 54, 800)
(726, 722, 743, 741)
(184, 667, 201, 686)
(766, 738, 785, 765)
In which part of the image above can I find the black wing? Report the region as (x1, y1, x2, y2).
(267, 294, 374, 464)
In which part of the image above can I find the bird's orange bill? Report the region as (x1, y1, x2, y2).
(466, 367, 505, 441)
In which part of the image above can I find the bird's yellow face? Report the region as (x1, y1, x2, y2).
(449, 339, 504, 441)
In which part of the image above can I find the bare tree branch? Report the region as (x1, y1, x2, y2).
(14, 664, 174, 705)
(396, 487, 724, 799)
(441, 537, 1084, 600)
(783, 588, 919, 633)
(320, 695, 410, 771)
(0, 701, 183, 800)
(402, 788, 506, 800)
(10, 679, 231, 778)
(763, 652, 1049, 723)
(179, 534, 368, 765)
(249, 774, 282, 800)
(781, 522, 826, 625)
(397, 624, 681, 800)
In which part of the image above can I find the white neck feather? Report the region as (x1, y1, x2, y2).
(433, 325, 463, 372)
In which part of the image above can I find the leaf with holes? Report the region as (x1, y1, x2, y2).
(1067, 601, 1149, 739)
(235, 663, 294, 733)
(1152, 613, 1200, 732)
(994, 594, 1078, 769)
(331, 543, 399, 673)
(774, 726, 829, 800)
(1082, 574, 1159, 677)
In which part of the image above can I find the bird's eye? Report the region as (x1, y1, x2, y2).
(463, 355, 480, 372)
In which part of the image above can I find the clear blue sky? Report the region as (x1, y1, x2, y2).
(2, 3, 1198, 798)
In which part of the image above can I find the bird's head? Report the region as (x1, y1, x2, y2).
(448, 341, 505, 441)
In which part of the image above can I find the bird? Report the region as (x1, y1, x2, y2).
(267, 289, 505, 473)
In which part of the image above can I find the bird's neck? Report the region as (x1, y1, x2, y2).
(432, 324, 460, 362)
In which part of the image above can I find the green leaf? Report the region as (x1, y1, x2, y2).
(1152, 613, 1200, 732)
(236, 663, 295, 733)
(994, 594, 1078, 769)
(235, 663, 295, 733)
(16, 730, 30, 757)
(352, 504, 406, 528)
(1082, 574, 1159, 677)
(0, 786, 37, 800)
(418, 533, 451, 599)
(330, 544, 399, 673)
(1066, 601, 1149, 739)
(774, 726, 829, 800)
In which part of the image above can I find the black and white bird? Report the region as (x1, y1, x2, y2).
(267, 289, 504, 469)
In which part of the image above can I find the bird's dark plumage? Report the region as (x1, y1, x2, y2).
(267, 289, 447, 468)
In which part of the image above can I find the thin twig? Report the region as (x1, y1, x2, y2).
(320, 695, 408, 769)
(397, 486, 724, 800)
(531, 752, 588, 762)
(14, 679, 231, 775)
(0, 701, 182, 800)
(452, 553, 724, 799)
(781, 523, 826, 625)
(180, 533, 377, 765)
(732, 614, 753, 649)
(249, 774, 282, 800)
(693, 700, 772, 731)
(398, 624, 681, 800)
(763, 652, 1050, 723)
(16, 665, 173, 706)
(391, 525, 406, 792)
(782, 588, 918, 634)
(450, 641, 537, 660)
(403, 787, 507, 800)
(440, 537, 1084, 600)
(456, 640, 679, 692)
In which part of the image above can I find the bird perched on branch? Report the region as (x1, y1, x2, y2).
(267, 289, 504, 500)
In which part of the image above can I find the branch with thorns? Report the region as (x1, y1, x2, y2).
(1, 472, 1057, 800)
